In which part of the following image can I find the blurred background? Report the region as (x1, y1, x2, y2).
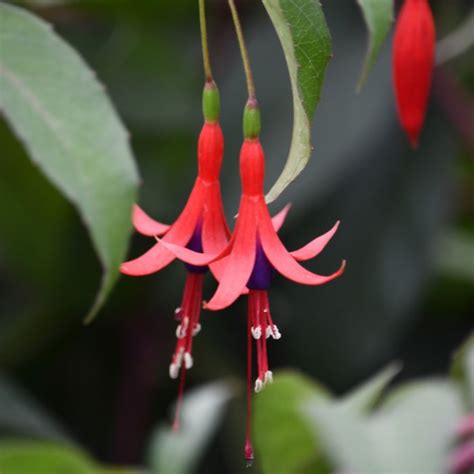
(0, 0, 472, 472)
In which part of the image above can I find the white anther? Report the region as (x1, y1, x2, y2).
(264, 370, 273, 385)
(272, 324, 282, 339)
(251, 326, 262, 340)
(192, 323, 201, 336)
(254, 378, 264, 393)
(184, 352, 194, 369)
(174, 307, 181, 316)
(265, 326, 272, 339)
(176, 317, 189, 339)
(169, 363, 179, 379)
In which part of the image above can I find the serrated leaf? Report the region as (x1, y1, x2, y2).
(339, 363, 401, 412)
(306, 380, 462, 473)
(0, 3, 140, 323)
(147, 381, 234, 474)
(356, 0, 394, 91)
(254, 370, 331, 474)
(262, 0, 332, 203)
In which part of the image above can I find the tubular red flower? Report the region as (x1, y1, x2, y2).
(159, 136, 345, 465)
(120, 117, 230, 430)
(393, 0, 435, 147)
(121, 118, 290, 434)
(120, 122, 230, 280)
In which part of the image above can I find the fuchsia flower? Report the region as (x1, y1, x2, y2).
(161, 101, 345, 460)
(120, 82, 229, 428)
(121, 85, 289, 430)
(393, 0, 435, 147)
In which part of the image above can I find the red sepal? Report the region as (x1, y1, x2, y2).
(204, 196, 258, 310)
(202, 181, 231, 280)
(271, 204, 291, 233)
(290, 221, 340, 262)
(257, 201, 346, 285)
(132, 204, 170, 237)
(120, 179, 205, 276)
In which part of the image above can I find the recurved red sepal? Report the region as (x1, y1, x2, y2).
(132, 205, 170, 237)
(393, 0, 435, 148)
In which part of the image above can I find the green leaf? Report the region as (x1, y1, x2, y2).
(262, 0, 332, 203)
(306, 380, 463, 473)
(0, 441, 97, 474)
(0, 3, 140, 323)
(451, 332, 474, 408)
(254, 370, 331, 474)
(356, 0, 394, 91)
(339, 363, 401, 412)
(147, 381, 234, 474)
(0, 440, 141, 474)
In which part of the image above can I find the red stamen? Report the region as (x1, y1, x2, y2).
(245, 292, 255, 465)
(172, 366, 187, 432)
(244, 290, 281, 463)
(175, 272, 195, 321)
(170, 272, 205, 430)
(259, 291, 269, 377)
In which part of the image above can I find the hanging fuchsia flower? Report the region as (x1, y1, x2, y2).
(393, 0, 435, 147)
(120, 82, 231, 428)
(161, 101, 345, 459)
(162, 104, 344, 377)
(120, 85, 289, 430)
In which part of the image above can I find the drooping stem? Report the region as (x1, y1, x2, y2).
(228, 0, 256, 99)
(199, 0, 213, 81)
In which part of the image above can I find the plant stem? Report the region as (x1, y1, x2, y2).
(199, 0, 213, 81)
(228, 0, 256, 99)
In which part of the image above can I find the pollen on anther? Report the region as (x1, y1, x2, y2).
(264, 370, 273, 385)
(184, 352, 193, 369)
(175, 325, 186, 339)
(254, 378, 263, 393)
(192, 323, 202, 336)
(268, 324, 281, 340)
(169, 363, 179, 379)
(251, 326, 262, 339)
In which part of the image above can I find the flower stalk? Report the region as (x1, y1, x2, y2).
(199, 0, 213, 82)
(228, 0, 256, 100)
